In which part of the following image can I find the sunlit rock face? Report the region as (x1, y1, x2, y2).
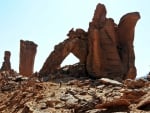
(19, 40, 37, 76)
(87, 3, 140, 80)
(39, 3, 140, 81)
(39, 29, 88, 76)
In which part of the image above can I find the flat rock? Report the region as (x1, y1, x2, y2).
(99, 78, 123, 86)
(137, 92, 150, 111)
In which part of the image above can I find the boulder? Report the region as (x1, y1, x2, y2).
(137, 92, 150, 111)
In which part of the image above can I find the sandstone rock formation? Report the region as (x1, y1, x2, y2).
(40, 3, 140, 81)
(117, 12, 140, 79)
(87, 4, 124, 80)
(0, 51, 11, 71)
(39, 29, 88, 76)
(87, 4, 140, 80)
(19, 40, 37, 76)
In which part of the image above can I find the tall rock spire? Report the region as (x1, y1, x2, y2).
(19, 40, 37, 76)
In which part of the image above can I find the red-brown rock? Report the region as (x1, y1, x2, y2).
(0, 51, 11, 71)
(86, 4, 140, 80)
(95, 99, 130, 109)
(137, 92, 150, 111)
(19, 40, 37, 76)
(39, 3, 140, 81)
(39, 29, 88, 76)
(118, 12, 140, 79)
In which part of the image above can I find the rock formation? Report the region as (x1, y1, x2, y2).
(87, 4, 140, 80)
(19, 40, 37, 76)
(87, 4, 124, 80)
(40, 3, 140, 81)
(39, 29, 88, 76)
(0, 51, 11, 71)
(117, 12, 140, 79)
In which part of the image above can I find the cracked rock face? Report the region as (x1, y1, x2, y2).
(39, 3, 140, 81)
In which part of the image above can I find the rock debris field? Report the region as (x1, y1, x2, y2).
(0, 70, 150, 113)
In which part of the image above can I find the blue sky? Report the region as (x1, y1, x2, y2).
(0, 0, 149, 78)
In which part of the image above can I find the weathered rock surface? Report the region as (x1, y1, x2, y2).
(118, 12, 140, 79)
(40, 3, 140, 81)
(87, 4, 140, 80)
(0, 51, 11, 71)
(87, 4, 124, 80)
(19, 40, 37, 76)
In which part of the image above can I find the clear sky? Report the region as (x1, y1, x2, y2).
(0, 0, 149, 78)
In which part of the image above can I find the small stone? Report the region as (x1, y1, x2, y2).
(99, 78, 123, 86)
(85, 109, 106, 113)
(60, 94, 78, 103)
(97, 85, 105, 89)
(55, 102, 65, 108)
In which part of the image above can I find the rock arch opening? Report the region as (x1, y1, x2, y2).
(61, 53, 79, 67)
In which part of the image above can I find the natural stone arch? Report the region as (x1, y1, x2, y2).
(39, 29, 88, 76)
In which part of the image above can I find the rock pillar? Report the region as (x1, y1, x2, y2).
(19, 40, 37, 76)
(118, 12, 140, 79)
(1, 51, 11, 71)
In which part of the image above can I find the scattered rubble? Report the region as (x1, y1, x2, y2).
(0, 71, 149, 113)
